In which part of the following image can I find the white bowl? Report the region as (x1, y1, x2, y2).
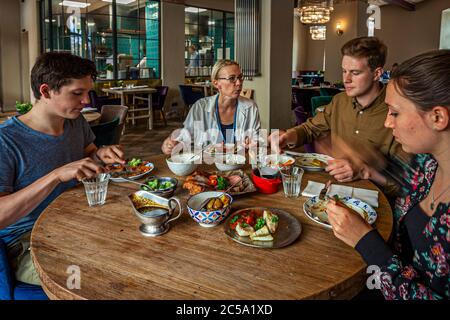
(166, 153, 201, 176)
(214, 154, 246, 171)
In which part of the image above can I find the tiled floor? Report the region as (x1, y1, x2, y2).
(120, 118, 183, 158)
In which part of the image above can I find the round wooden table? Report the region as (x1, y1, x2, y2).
(30, 154, 393, 300)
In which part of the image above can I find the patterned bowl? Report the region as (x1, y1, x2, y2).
(187, 191, 233, 227)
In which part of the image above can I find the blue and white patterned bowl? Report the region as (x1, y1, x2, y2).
(187, 191, 233, 227)
(303, 196, 377, 229)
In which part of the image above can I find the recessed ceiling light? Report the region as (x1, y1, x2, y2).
(102, 0, 136, 4)
(185, 7, 207, 13)
(59, 1, 91, 8)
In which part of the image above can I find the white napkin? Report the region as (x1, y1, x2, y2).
(301, 180, 325, 197)
(327, 184, 353, 198)
(352, 187, 379, 208)
(301, 180, 379, 207)
(109, 86, 124, 90)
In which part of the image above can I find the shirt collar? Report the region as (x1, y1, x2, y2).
(352, 83, 386, 110)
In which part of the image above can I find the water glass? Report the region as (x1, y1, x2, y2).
(280, 166, 304, 198)
(82, 173, 110, 206)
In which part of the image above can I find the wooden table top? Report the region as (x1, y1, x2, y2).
(30, 154, 393, 300)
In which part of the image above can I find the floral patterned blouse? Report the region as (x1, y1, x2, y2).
(355, 153, 450, 300)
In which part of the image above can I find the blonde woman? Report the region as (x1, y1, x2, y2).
(162, 60, 261, 155)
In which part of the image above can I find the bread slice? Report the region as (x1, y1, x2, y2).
(236, 223, 255, 237)
(263, 210, 279, 234)
(252, 225, 270, 237)
(250, 234, 274, 241)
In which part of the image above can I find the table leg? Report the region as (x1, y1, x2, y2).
(148, 93, 153, 130)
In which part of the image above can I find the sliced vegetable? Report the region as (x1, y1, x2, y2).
(254, 217, 266, 231)
(216, 176, 228, 190)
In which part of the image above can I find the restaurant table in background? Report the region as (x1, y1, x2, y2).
(102, 87, 157, 130)
(184, 82, 214, 97)
(81, 111, 101, 125)
(30, 154, 393, 300)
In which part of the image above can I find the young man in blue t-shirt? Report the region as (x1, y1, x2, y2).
(0, 52, 125, 285)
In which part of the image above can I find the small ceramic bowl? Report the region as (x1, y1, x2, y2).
(251, 168, 281, 194)
(214, 154, 246, 171)
(187, 191, 233, 227)
(140, 177, 178, 198)
(166, 153, 200, 176)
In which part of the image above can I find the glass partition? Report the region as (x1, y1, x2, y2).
(40, 0, 161, 80)
(184, 6, 234, 78)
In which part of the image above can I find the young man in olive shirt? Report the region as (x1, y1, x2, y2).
(270, 37, 405, 183)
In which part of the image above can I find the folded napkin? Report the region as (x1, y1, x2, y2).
(301, 180, 379, 207)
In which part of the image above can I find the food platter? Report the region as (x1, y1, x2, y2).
(284, 151, 334, 172)
(108, 161, 155, 182)
(303, 196, 377, 229)
(182, 170, 257, 196)
(224, 207, 302, 249)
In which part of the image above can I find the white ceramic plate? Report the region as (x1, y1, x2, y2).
(110, 162, 155, 182)
(262, 154, 295, 169)
(303, 196, 377, 229)
(284, 151, 334, 172)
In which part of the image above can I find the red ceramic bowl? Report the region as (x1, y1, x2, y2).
(251, 169, 281, 194)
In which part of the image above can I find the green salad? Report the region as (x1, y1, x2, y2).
(128, 158, 142, 167)
(143, 179, 175, 191)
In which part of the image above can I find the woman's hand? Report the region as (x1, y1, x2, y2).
(162, 136, 179, 155)
(326, 199, 373, 247)
(96, 145, 125, 165)
(53, 157, 104, 183)
(268, 129, 297, 153)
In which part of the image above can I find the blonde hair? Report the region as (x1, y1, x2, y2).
(211, 59, 241, 81)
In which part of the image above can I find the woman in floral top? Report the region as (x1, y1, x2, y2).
(326, 50, 450, 300)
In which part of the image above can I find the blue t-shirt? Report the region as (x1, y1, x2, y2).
(0, 116, 95, 247)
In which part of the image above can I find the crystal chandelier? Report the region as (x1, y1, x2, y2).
(296, 0, 334, 24)
(309, 25, 326, 40)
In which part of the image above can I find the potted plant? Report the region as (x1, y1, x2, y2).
(15, 101, 33, 115)
(105, 64, 114, 79)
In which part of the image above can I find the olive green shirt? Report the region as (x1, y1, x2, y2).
(293, 85, 402, 159)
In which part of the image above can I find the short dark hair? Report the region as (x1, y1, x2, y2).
(390, 49, 450, 112)
(31, 52, 97, 100)
(341, 37, 387, 70)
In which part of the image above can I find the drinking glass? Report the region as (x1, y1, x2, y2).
(280, 166, 303, 198)
(82, 173, 110, 206)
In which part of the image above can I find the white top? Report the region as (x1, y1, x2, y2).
(174, 94, 261, 146)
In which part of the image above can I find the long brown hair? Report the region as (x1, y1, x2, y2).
(390, 50, 450, 111)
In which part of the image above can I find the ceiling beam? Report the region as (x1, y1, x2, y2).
(384, 0, 415, 11)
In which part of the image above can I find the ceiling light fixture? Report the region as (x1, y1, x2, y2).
(185, 7, 207, 13)
(309, 25, 326, 40)
(295, 0, 334, 24)
(59, 1, 91, 8)
(102, 0, 136, 4)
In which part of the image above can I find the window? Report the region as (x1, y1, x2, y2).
(40, 0, 161, 80)
(184, 6, 234, 77)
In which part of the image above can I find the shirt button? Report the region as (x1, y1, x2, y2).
(355, 130, 359, 134)
(359, 111, 363, 115)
